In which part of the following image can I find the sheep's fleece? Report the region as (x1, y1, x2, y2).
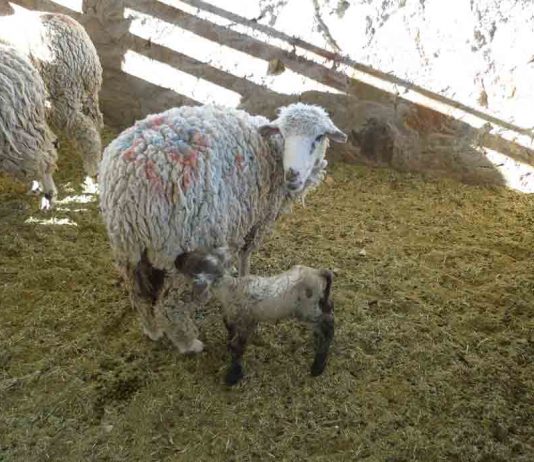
(0, 42, 57, 184)
(99, 104, 330, 269)
(0, 6, 103, 177)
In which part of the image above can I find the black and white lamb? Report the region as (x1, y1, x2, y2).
(99, 103, 346, 354)
(0, 42, 58, 209)
(175, 247, 335, 385)
(0, 5, 103, 180)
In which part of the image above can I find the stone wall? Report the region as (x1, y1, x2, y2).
(2, 0, 533, 191)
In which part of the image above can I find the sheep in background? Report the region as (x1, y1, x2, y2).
(0, 43, 58, 210)
(175, 247, 335, 385)
(0, 4, 103, 184)
(99, 103, 346, 354)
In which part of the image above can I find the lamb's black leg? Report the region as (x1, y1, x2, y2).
(310, 313, 334, 377)
(224, 319, 250, 386)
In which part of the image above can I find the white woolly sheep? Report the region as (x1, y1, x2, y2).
(0, 5, 103, 179)
(0, 42, 58, 209)
(99, 103, 346, 354)
(175, 247, 335, 385)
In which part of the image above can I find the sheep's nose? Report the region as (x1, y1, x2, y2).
(285, 168, 300, 182)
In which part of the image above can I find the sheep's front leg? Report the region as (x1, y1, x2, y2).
(239, 224, 263, 276)
(238, 249, 252, 277)
(224, 318, 254, 385)
(39, 172, 57, 211)
(53, 104, 102, 179)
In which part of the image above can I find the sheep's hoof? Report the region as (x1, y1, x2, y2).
(28, 180, 41, 196)
(39, 195, 53, 211)
(225, 363, 244, 386)
(143, 326, 163, 341)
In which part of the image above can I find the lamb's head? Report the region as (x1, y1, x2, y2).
(175, 247, 232, 302)
(259, 103, 347, 193)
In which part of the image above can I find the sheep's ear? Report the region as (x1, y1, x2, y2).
(258, 123, 280, 138)
(326, 126, 347, 143)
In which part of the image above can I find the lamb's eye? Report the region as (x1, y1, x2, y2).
(315, 134, 325, 143)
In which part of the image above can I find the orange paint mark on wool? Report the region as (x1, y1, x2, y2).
(235, 152, 244, 171)
(148, 115, 165, 127)
(122, 147, 136, 161)
(183, 149, 198, 170)
(191, 132, 211, 148)
(144, 159, 164, 195)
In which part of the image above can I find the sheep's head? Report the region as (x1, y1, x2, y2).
(259, 103, 347, 193)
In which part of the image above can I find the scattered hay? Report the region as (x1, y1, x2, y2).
(0, 129, 533, 461)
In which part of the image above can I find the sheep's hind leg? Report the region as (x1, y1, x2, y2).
(122, 255, 164, 341)
(154, 281, 204, 354)
(224, 319, 254, 385)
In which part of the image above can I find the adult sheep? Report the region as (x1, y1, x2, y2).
(0, 5, 103, 181)
(0, 42, 58, 209)
(99, 103, 346, 353)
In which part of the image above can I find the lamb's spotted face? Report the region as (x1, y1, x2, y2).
(258, 103, 347, 193)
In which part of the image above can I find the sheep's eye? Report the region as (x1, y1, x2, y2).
(315, 134, 325, 143)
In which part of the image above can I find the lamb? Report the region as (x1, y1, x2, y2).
(175, 247, 335, 385)
(99, 103, 346, 354)
(0, 5, 103, 181)
(0, 42, 58, 209)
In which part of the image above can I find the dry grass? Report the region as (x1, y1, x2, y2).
(0, 131, 533, 461)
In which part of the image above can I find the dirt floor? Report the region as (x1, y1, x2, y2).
(0, 131, 533, 462)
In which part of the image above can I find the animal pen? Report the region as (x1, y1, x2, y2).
(0, 0, 533, 461)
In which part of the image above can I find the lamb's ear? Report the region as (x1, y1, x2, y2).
(212, 246, 232, 268)
(191, 276, 211, 303)
(258, 123, 280, 138)
(319, 269, 334, 314)
(326, 125, 347, 143)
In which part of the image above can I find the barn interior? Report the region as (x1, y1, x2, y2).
(0, 1, 533, 461)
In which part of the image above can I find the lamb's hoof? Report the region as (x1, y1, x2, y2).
(225, 363, 244, 386)
(180, 339, 204, 355)
(310, 356, 328, 377)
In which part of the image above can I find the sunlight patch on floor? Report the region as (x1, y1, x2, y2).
(55, 194, 95, 205)
(25, 216, 78, 226)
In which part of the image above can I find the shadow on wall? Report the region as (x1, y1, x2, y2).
(3, 0, 534, 191)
